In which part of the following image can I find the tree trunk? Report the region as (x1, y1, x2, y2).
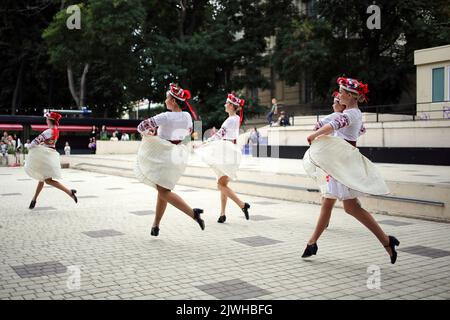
(67, 65, 80, 106)
(48, 72, 53, 107)
(11, 58, 25, 115)
(178, 0, 186, 39)
(79, 63, 89, 108)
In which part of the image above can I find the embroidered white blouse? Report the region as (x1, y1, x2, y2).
(314, 109, 366, 141)
(137, 111, 193, 141)
(208, 115, 240, 141)
(29, 129, 57, 148)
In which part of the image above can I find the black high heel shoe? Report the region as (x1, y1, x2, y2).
(150, 226, 160, 237)
(71, 190, 78, 203)
(29, 199, 36, 209)
(385, 235, 400, 264)
(217, 215, 226, 223)
(301, 243, 318, 258)
(193, 208, 205, 230)
(241, 203, 250, 220)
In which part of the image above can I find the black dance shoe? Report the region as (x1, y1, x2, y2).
(71, 189, 78, 203)
(385, 235, 400, 264)
(150, 226, 160, 237)
(301, 243, 318, 258)
(193, 208, 205, 230)
(217, 215, 226, 223)
(241, 203, 250, 220)
(29, 200, 36, 209)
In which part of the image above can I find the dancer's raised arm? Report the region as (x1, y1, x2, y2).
(307, 123, 334, 145)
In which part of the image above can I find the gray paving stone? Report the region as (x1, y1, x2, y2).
(31, 207, 56, 211)
(378, 219, 413, 226)
(11, 261, 67, 278)
(245, 215, 275, 221)
(82, 229, 124, 238)
(252, 201, 279, 205)
(196, 279, 270, 300)
(232, 236, 283, 247)
(130, 210, 155, 216)
(399, 246, 450, 259)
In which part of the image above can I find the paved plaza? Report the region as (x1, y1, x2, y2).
(1, 166, 450, 300)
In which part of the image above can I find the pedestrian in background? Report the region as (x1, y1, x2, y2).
(267, 98, 278, 126)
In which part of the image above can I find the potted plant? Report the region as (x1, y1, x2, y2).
(19, 146, 28, 165)
(7, 145, 17, 166)
(100, 131, 109, 141)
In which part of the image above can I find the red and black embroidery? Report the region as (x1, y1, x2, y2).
(137, 117, 158, 133)
(330, 114, 350, 130)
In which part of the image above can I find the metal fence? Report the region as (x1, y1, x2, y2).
(284, 101, 450, 125)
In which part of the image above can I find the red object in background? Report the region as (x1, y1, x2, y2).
(3, 124, 137, 134)
(105, 126, 137, 133)
(31, 125, 93, 132)
(0, 124, 23, 131)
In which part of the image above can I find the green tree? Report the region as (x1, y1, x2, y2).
(0, 0, 70, 115)
(137, 0, 296, 128)
(43, 0, 146, 116)
(273, 0, 450, 109)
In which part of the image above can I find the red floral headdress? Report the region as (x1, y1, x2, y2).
(337, 77, 369, 102)
(45, 112, 62, 125)
(167, 83, 198, 120)
(226, 93, 245, 124)
(332, 91, 340, 102)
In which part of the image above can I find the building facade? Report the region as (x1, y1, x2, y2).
(414, 44, 450, 119)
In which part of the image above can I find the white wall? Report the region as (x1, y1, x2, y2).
(96, 141, 141, 154)
(268, 120, 450, 148)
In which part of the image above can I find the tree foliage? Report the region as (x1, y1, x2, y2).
(273, 0, 450, 107)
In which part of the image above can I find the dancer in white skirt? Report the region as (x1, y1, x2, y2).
(25, 112, 78, 209)
(311, 91, 366, 229)
(194, 93, 250, 223)
(301, 77, 400, 264)
(135, 83, 204, 237)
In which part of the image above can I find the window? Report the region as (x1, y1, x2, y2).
(432, 67, 444, 102)
(448, 66, 450, 101)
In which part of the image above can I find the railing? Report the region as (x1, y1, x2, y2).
(270, 101, 450, 126)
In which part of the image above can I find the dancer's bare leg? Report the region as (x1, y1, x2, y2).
(219, 186, 228, 216)
(153, 193, 168, 227)
(343, 198, 391, 254)
(32, 181, 45, 201)
(308, 197, 336, 244)
(44, 178, 75, 199)
(156, 185, 195, 219)
(217, 176, 245, 209)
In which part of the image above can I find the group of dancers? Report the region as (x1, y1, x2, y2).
(23, 76, 400, 264)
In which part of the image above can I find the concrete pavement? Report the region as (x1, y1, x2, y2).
(1, 166, 450, 300)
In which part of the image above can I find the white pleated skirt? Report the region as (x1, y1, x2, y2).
(194, 140, 242, 180)
(134, 135, 189, 190)
(303, 135, 389, 200)
(322, 176, 365, 200)
(24, 146, 62, 181)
